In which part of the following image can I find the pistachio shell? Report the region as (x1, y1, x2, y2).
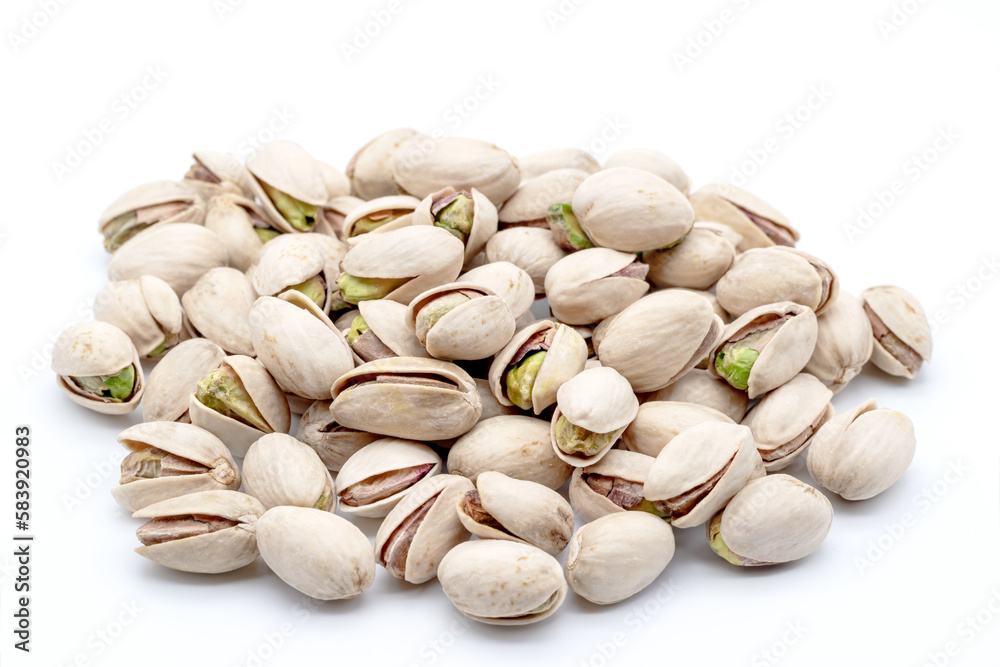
(622, 401, 735, 458)
(242, 433, 335, 511)
(805, 291, 873, 392)
(189, 150, 254, 198)
(517, 148, 600, 182)
(410, 187, 498, 265)
(498, 169, 589, 226)
(393, 137, 521, 206)
(98, 180, 205, 249)
(568, 449, 656, 523)
(52, 321, 145, 415)
(318, 160, 351, 200)
(459, 261, 534, 320)
(295, 399, 380, 471)
(690, 183, 798, 251)
(603, 148, 691, 195)
(642, 225, 735, 290)
(552, 367, 638, 467)
(93, 276, 184, 357)
(251, 233, 329, 298)
(716, 247, 839, 317)
(181, 267, 257, 356)
(404, 283, 515, 361)
(484, 227, 567, 294)
(245, 141, 327, 233)
(143, 338, 226, 422)
(342, 195, 420, 239)
(741, 373, 833, 470)
(640, 369, 748, 423)
(203, 194, 275, 272)
(107, 223, 229, 296)
(346, 128, 425, 200)
(544, 248, 650, 325)
(860, 285, 932, 379)
(356, 299, 430, 358)
(335, 438, 442, 517)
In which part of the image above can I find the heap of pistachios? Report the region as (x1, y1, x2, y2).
(52, 131, 931, 623)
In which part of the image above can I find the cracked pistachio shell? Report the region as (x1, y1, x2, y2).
(335, 438, 442, 517)
(330, 357, 481, 440)
(741, 373, 833, 471)
(716, 247, 839, 317)
(805, 291, 873, 392)
(644, 422, 765, 528)
(339, 225, 466, 305)
(498, 169, 589, 227)
(459, 261, 534, 320)
(568, 449, 656, 523)
(94, 275, 184, 358)
(203, 193, 275, 272)
(111, 422, 240, 511)
(642, 224, 736, 290)
(622, 401, 734, 458)
(132, 490, 263, 573)
(411, 187, 498, 264)
(108, 223, 229, 296)
(98, 180, 206, 252)
(860, 285, 932, 379)
(186, 150, 254, 198)
(448, 415, 573, 490)
(710, 301, 819, 399)
(806, 400, 916, 500)
(346, 128, 426, 200)
(690, 184, 798, 251)
(709, 474, 832, 565)
(393, 137, 521, 206)
(51, 321, 144, 415)
(317, 159, 351, 200)
(188, 355, 291, 457)
(545, 248, 650, 325)
(438, 540, 568, 626)
(245, 141, 328, 234)
(552, 367, 639, 467)
(249, 292, 355, 401)
(456, 471, 574, 555)
(242, 433, 335, 511)
(488, 320, 588, 414)
(353, 299, 430, 358)
(295, 399, 379, 471)
(571, 167, 693, 252)
(342, 194, 421, 240)
(603, 148, 691, 195)
(485, 227, 567, 294)
(251, 233, 330, 300)
(405, 283, 515, 361)
(640, 369, 748, 423)
(143, 338, 226, 422)
(181, 267, 256, 356)
(566, 512, 675, 605)
(596, 290, 724, 393)
(257, 506, 375, 600)
(517, 148, 601, 182)
(374, 474, 473, 583)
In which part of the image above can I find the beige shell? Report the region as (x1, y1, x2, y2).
(603, 148, 691, 195)
(203, 193, 274, 272)
(346, 128, 426, 200)
(689, 183, 799, 251)
(410, 187, 498, 265)
(342, 195, 420, 240)
(93, 275, 184, 357)
(565, 512, 675, 605)
(552, 366, 639, 467)
(572, 167, 693, 252)
(456, 471, 574, 555)
(320, 195, 366, 238)
(568, 449, 657, 523)
(644, 422, 765, 528)
(354, 299, 430, 358)
(642, 225, 735, 290)
(143, 338, 226, 422)
(806, 399, 916, 500)
(335, 438, 442, 517)
(447, 415, 573, 490)
(251, 233, 329, 298)
(741, 373, 834, 470)
(860, 285, 932, 379)
(641, 369, 748, 423)
(545, 248, 650, 325)
(242, 433, 335, 511)
(488, 320, 588, 414)
(132, 490, 263, 573)
(317, 160, 351, 200)
(711, 475, 832, 565)
(437, 540, 568, 625)
(404, 283, 515, 361)
(805, 290, 873, 392)
(695, 220, 745, 250)
(484, 227, 567, 294)
(517, 148, 600, 182)
(110, 422, 240, 511)
(187, 150, 255, 198)
(716, 247, 839, 317)
(188, 355, 291, 457)
(245, 141, 328, 233)
(52, 321, 145, 415)
(256, 506, 375, 599)
(331, 357, 481, 441)
(596, 290, 724, 392)
(393, 137, 521, 206)
(374, 474, 473, 584)
(98, 180, 206, 251)
(498, 169, 589, 226)
(295, 399, 379, 471)
(107, 223, 229, 296)
(181, 267, 256, 356)
(249, 292, 355, 401)
(458, 261, 534, 320)
(622, 401, 735, 458)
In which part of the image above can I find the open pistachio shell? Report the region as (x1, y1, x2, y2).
(342, 195, 420, 240)
(545, 248, 650, 325)
(393, 137, 521, 206)
(459, 261, 534, 320)
(185, 150, 254, 199)
(251, 234, 330, 300)
(98, 180, 206, 252)
(622, 401, 734, 458)
(242, 433, 335, 511)
(741, 373, 833, 471)
(52, 321, 144, 415)
(603, 148, 691, 195)
(498, 169, 589, 228)
(805, 291, 873, 392)
(551, 367, 638, 467)
(107, 223, 229, 296)
(181, 267, 257, 356)
(860, 285, 932, 379)
(716, 247, 839, 317)
(142, 338, 226, 423)
(517, 148, 600, 182)
(484, 227, 567, 294)
(245, 140, 327, 234)
(690, 183, 798, 251)
(404, 282, 515, 361)
(335, 438, 442, 518)
(411, 187, 498, 265)
(295, 399, 379, 472)
(642, 224, 736, 290)
(640, 369, 748, 423)
(204, 193, 277, 272)
(568, 449, 658, 523)
(345, 128, 426, 200)
(352, 299, 430, 359)
(94, 275, 185, 358)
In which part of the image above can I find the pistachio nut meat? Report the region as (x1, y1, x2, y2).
(256, 506, 375, 600)
(245, 140, 328, 233)
(710, 301, 819, 399)
(250, 233, 334, 310)
(142, 338, 226, 423)
(544, 248, 650, 325)
(404, 282, 516, 361)
(374, 474, 474, 584)
(484, 227, 567, 294)
(565, 512, 676, 605)
(345, 127, 426, 200)
(110, 422, 240, 512)
(806, 399, 916, 500)
(345, 298, 430, 363)
(741, 373, 834, 470)
(603, 147, 691, 195)
(51, 321, 144, 415)
(183, 150, 254, 199)
(640, 368, 748, 423)
(241, 433, 335, 511)
(93, 275, 185, 358)
(98, 180, 206, 252)
(392, 136, 521, 207)
(181, 267, 257, 357)
(860, 285, 932, 379)
(546, 201, 595, 251)
(330, 357, 482, 441)
(622, 401, 735, 458)
(689, 183, 799, 251)
(499, 168, 589, 230)
(437, 540, 568, 626)
(458, 261, 535, 320)
(204, 193, 282, 272)
(488, 320, 588, 414)
(132, 490, 264, 574)
(551, 366, 639, 467)
(643, 422, 765, 528)
(568, 449, 662, 523)
(707, 475, 833, 566)
(642, 224, 736, 290)
(295, 399, 380, 472)
(716, 247, 839, 317)
(411, 187, 499, 265)
(341, 194, 421, 239)
(335, 438, 442, 517)
(319, 195, 365, 239)
(516, 147, 600, 182)
(456, 471, 575, 555)
(804, 291, 874, 392)
(107, 223, 229, 296)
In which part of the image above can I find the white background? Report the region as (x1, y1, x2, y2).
(2, 1, 998, 666)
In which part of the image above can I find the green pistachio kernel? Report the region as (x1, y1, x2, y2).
(336, 274, 409, 304)
(72, 365, 136, 402)
(632, 498, 670, 520)
(546, 203, 594, 251)
(261, 181, 316, 232)
(290, 274, 326, 308)
(147, 339, 170, 358)
(553, 415, 616, 457)
(195, 368, 270, 432)
(313, 491, 333, 512)
(347, 316, 370, 344)
(103, 212, 145, 252)
(505, 350, 547, 411)
(255, 227, 282, 244)
(350, 210, 408, 237)
(414, 292, 472, 342)
(714, 343, 759, 391)
(433, 194, 475, 241)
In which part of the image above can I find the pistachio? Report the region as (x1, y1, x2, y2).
(568, 449, 662, 523)
(346, 128, 426, 199)
(622, 401, 735, 458)
(181, 267, 257, 357)
(52, 321, 145, 415)
(393, 136, 521, 206)
(342, 195, 420, 238)
(204, 193, 280, 272)
(107, 223, 229, 296)
(94, 275, 185, 358)
(245, 141, 327, 234)
(242, 433, 335, 511)
(805, 291, 874, 392)
(98, 180, 205, 252)
(405, 283, 516, 361)
(716, 247, 839, 317)
(642, 224, 736, 290)
(690, 183, 798, 251)
(860, 285, 932, 379)
(196, 367, 270, 432)
(603, 148, 691, 195)
(484, 226, 567, 294)
(741, 373, 834, 470)
(335, 438, 442, 517)
(546, 202, 594, 251)
(544, 248, 650, 325)
(551, 367, 639, 466)
(142, 339, 226, 423)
